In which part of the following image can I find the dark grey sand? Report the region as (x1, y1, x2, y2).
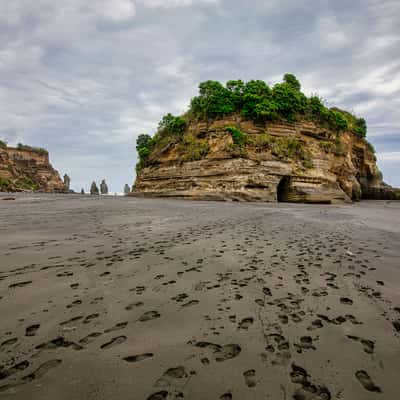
(0, 194, 400, 399)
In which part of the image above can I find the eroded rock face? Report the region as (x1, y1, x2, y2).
(100, 179, 108, 195)
(133, 117, 397, 203)
(63, 174, 71, 192)
(90, 181, 99, 195)
(0, 146, 64, 192)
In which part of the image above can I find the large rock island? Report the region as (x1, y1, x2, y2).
(133, 75, 397, 203)
(0, 142, 65, 192)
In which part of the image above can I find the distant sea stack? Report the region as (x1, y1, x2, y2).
(133, 75, 398, 203)
(0, 142, 65, 192)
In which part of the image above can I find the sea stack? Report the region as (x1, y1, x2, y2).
(133, 76, 398, 203)
(90, 181, 99, 195)
(100, 179, 109, 195)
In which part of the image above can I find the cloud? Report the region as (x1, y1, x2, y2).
(0, 0, 399, 192)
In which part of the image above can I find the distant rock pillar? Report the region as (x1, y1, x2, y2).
(90, 181, 99, 195)
(80, 188, 85, 195)
(63, 174, 71, 192)
(124, 184, 130, 195)
(100, 179, 109, 195)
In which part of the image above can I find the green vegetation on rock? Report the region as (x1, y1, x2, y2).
(0, 177, 11, 190)
(0, 139, 7, 148)
(16, 143, 48, 155)
(189, 75, 367, 136)
(135, 74, 371, 170)
(179, 135, 209, 162)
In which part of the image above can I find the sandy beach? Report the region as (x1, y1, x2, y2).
(0, 194, 399, 399)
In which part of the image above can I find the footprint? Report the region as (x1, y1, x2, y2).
(220, 393, 233, 399)
(355, 370, 382, 392)
(79, 332, 103, 345)
(25, 324, 40, 337)
(156, 366, 188, 387)
(0, 338, 18, 350)
(100, 336, 127, 349)
(9, 281, 32, 289)
(0, 360, 29, 380)
(238, 318, 254, 330)
(139, 311, 161, 322)
(347, 335, 375, 354)
(83, 313, 99, 324)
(36, 337, 82, 351)
(216, 344, 241, 362)
(147, 391, 168, 400)
(182, 300, 199, 308)
(23, 359, 62, 382)
(243, 369, 257, 387)
(123, 353, 154, 363)
(340, 297, 354, 305)
(104, 322, 128, 333)
(125, 301, 144, 310)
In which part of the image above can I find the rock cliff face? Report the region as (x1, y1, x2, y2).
(0, 145, 64, 192)
(133, 116, 396, 203)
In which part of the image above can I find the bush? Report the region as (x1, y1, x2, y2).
(302, 159, 314, 169)
(0, 139, 7, 148)
(0, 177, 11, 189)
(271, 83, 307, 121)
(136, 134, 154, 172)
(283, 73, 301, 91)
(190, 81, 235, 119)
(225, 126, 247, 147)
(326, 110, 348, 131)
(16, 143, 48, 155)
(180, 135, 209, 161)
(354, 117, 367, 137)
(158, 114, 187, 136)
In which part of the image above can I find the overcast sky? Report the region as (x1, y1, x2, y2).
(1, 0, 399, 192)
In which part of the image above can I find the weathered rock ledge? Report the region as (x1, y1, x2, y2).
(0, 145, 64, 192)
(133, 117, 397, 203)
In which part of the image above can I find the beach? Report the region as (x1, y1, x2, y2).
(0, 194, 399, 399)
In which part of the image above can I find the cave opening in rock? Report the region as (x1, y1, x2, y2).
(277, 176, 291, 202)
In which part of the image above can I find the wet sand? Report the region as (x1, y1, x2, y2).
(0, 194, 399, 399)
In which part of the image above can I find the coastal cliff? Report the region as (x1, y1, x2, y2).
(133, 75, 397, 203)
(0, 143, 64, 192)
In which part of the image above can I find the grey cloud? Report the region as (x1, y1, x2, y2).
(1, 0, 399, 192)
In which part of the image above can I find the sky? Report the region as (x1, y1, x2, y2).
(1, 0, 399, 193)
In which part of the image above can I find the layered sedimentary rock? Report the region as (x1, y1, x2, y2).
(133, 117, 397, 203)
(0, 145, 64, 192)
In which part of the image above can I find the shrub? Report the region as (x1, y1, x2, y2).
(271, 83, 307, 121)
(283, 73, 301, 91)
(302, 159, 314, 169)
(354, 117, 367, 137)
(16, 143, 48, 155)
(0, 139, 7, 148)
(326, 110, 348, 131)
(225, 143, 248, 158)
(249, 134, 273, 150)
(225, 126, 247, 147)
(190, 81, 235, 119)
(136, 134, 154, 172)
(0, 177, 11, 189)
(180, 135, 209, 161)
(158, 114, 187, 136)
(308, 96, 325, 116)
